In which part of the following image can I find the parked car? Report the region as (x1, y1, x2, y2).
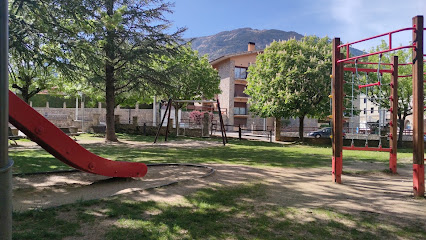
(307, 127, 346, 139)
(308, 127, 331, 138)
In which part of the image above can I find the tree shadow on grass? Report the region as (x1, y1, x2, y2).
(95, 183, 425, 240)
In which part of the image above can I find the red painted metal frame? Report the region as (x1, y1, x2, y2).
(333, 16, 425, 197)
(345, 60, 426, 66)
(8, 91, 148, 178)
(338, 27, 415, 59)
(358, 82, 381, 89)
(346, 61, 394, 66)
(338, 45, 414, 63)
(398, 72, 426, 78)
(344, 67, 393, 74)
(413, 164, 425, 195)
(339, 27, 415, 49)
(342, 146, 392, 152)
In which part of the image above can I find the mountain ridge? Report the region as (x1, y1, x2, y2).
(187, 28, 364, 60)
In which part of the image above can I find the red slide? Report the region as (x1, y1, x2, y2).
(8, 90, 148, 178)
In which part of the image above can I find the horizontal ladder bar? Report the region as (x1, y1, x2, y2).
(344, 67, 393, 74)
(337, 27, 415, 49)
(338, 45, 413, 63)
(342, 146, 392, 152)
(359, 82, 380, 89)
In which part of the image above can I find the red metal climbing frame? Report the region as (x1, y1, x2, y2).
(332, 16, 424, 197)
(9, 90, 148, 178)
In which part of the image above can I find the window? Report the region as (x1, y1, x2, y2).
(234, 67, 247, 79)
(233, 107, 247, 115)
(364, 98, 367, 103)
(363, 108, 366, 114)
(371, 107, 374, 113)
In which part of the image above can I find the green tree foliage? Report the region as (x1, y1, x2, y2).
(8, 0, 79, 102)
(8, 56, 60, 103)
(245, 36, 332, 140)
(156, 44, 220, 133)
(72, 0, 185, 141)
(10, 0, 184, 141)
(363, 41, 426, 145)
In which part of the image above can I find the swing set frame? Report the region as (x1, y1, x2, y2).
(331, 15, 424, 197)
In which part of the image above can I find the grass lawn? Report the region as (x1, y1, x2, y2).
(13, 183, 425, 240)
(9, 133, 413, 174)
(9, 133, 424, 239)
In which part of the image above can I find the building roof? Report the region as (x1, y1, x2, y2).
(209, 50, 263, 66)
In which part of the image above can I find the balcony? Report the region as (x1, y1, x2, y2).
(235, 79, 247, 85)
(234, 85, 249, 102)
(234, 92, 249, 98)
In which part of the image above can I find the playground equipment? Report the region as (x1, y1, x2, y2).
(331, 16, 424, 197)
(342, 56, 397, 156)
(154, 98, 228, 145)
(8, 90, 148, 178)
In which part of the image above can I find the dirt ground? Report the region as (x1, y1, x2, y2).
(11, 138, 426, 229)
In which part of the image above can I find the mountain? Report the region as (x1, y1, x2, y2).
(188, 28, 303, 60)
(188, 28, 364, 60)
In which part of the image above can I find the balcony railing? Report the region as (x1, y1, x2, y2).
(234, 92, 249, 98)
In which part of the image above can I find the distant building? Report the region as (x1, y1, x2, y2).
(210, 42, 274, 130)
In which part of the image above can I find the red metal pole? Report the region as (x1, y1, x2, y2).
(337, 27, 415, 49)
(344, 67, 393, 74)
(332, 38, 343, 183)
(337, 45, 413, 63)
(389, 56, 398, 174)
(412, 15, 424, 197)
(358, 82, 381, 89)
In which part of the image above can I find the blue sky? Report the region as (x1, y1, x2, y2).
(166, 0, 425, 51)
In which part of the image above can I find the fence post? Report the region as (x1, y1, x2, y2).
(270, 130, 272, 142)
(238, 124, 241, 140)
(132, 116, 138, 126)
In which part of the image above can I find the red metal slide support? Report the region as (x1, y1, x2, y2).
(8, 91, 148, 178)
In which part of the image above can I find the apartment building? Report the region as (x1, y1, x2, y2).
(210, 42, 274, 129)
(356, 94, 415, 133)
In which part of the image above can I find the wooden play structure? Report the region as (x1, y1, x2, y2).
(331, 16, 424, 197)
(154, 98, 228, 145)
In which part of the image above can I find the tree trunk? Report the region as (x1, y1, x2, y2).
(298, 115, 305, 141)
(397, 116, 406, 147)
(22, 92, 30, 104)
(105, 73, 117, 141)
(104, 0, 117, 142)
(274, 117, 281, 141)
